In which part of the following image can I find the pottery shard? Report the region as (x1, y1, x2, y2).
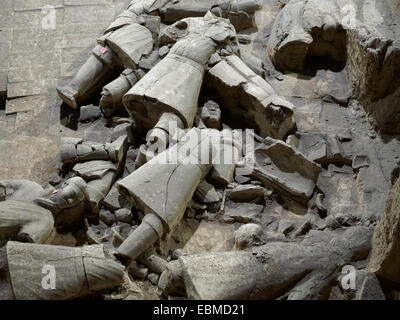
(106, 135, 128, 163)
(60, 140, 110, 165)
(244, 137, 320, 201)
(105, 23, 154, 70)
(291, 133, 328, 163)
(369, 178, 400, 283)
(103, 183, 131, 212)
(115, 208, 133, 223)
(229, 184, 264, 202)
(6, 242, 124, 300)
(292, 132, 352, 165)
(194, 180, 221, 204)
(79, 104, 102, 122)
(111, 123, 135, 145)
(73, 160, 117, 180)
(0, 180, 44, 202)
(207, 55, 295, 140)
(138, 254, 168, 275)
(0, 200, 54, 244)
(86, 171, 117, 213)
(224, 201, 264, 224)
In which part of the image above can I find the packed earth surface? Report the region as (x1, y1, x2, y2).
(1, 0, 400, 300)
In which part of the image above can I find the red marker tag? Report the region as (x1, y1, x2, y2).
(52, 189, 59, 194)
(100, 47, 108, 54)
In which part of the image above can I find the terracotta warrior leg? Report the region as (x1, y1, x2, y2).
(114, 213, 164, 264)
(100, 69, 138, 118)
(57, 47, 114, 109)
(115, 129, 214, 265)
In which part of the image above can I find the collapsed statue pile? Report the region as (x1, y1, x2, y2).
(2, 0, 400, 300)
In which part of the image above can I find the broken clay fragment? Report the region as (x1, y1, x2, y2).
(207, 55, 295, 140)
(0, 200, 54, 244)
(240, 137, 321, 202)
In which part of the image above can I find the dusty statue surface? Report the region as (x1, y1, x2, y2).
(1, 0, 400, 300)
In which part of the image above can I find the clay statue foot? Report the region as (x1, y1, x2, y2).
(57, 85, 79, 109)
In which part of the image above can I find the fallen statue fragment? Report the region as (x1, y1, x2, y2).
(267, 0, 346, 72)
(159, 226, 373, 299)
(115, 128, 240, 263)
(6, 242, 124, 300)
(238, 137, 321, 204)
(0, 201, 54, 244)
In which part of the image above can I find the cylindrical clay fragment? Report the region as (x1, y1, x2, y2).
(6, 242, 124, 300)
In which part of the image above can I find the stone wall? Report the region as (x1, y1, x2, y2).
(0, 0, 130, 184)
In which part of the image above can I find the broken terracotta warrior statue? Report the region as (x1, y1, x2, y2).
(54, 11, 297, 268)
(115, 128, 241, 264)
(56, 0, 261, 115)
